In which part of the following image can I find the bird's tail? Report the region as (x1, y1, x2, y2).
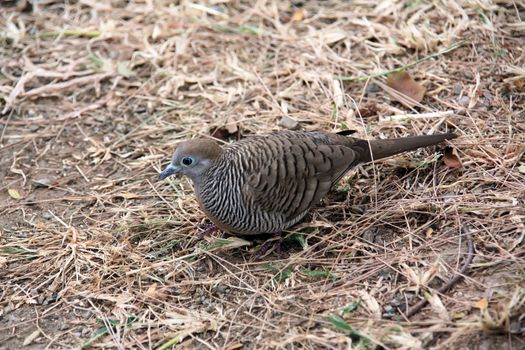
(351, 133, 457, 163)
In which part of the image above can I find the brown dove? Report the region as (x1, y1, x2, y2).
(160, 130, 456, 235)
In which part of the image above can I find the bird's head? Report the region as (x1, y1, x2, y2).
(159, 139, 222, 182)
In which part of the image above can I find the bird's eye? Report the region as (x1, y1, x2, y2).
(181, 157, 194, 166)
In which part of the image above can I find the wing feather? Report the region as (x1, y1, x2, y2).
(243, 132, 358, 223)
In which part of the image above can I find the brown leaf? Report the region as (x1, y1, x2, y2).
(443, 147, 463, 169)
(513, 77, 525, 90)
(356, 103, 378, 118)
(289, 9, 305, 23)
(386, 71, 426, 107)
(473, 297, 488, 310)
(145, 283, 158, 297)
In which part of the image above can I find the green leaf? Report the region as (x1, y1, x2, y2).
(157, 335, 182, 350)
(264, 264, 293, 282)
(200, 239, 233, 251)
(84, 316, 138, 348)
(210, 24, 263, 35)
(301, 268, 337, 281)
(342, 299, 361, 313)
(326, 314, 354, 333)
(87, 50, 105, 68)
(415, 153, 441, 169)
(286, 233, 306, 248)
(326, 314, 370, 346)
(335, 176, 354, 193)
(199, 238, 250, 251)
(81, 327, 108, 349)
(117, 62, 134, 78)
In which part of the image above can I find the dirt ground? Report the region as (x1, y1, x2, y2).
(1, 0, 524, 349)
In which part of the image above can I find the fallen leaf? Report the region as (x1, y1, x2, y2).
(386, 71, 426, 107)
(289, 8, 305, 23)
(225, 342, 244, 350)
(359, 291, 381, 319)
(145, 283, 158, 297)
(318, 28, 347, 45)
(518, 164, 525, 174)
(206, 237, 251, 251)
(427, 292, 449, 321)
(8, 188, 21, 199)
(388, 332, 423, 349)
(356, 103, 378, 118)
(443, 147, 463, 169)
(22, 330, 41, 346)
(513, 77, 525, 90)
(116, 192, 139, 199)
(474, 297, 488, 310)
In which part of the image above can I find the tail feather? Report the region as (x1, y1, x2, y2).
(351, 133, 457, 163)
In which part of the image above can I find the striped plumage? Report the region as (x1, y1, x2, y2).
(160, 130, 457, 235)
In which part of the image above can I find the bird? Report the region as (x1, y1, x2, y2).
(159, 130, 457, 236)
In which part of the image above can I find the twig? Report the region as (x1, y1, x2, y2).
(35, 30, 101, 39)
(23, 73, 113, 98)
(404, 225, 475, 318)
(336, 41, 465, 82)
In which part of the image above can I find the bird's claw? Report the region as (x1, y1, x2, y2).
(196, 223, 222, 239)
(254, 233, 287, 259)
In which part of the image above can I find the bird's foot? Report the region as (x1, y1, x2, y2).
(255, 233, 287, 259)
(196, 223, 222, 239)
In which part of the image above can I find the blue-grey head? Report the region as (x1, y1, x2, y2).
(159, 139, 222, 182)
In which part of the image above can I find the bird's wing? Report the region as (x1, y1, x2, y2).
(243, 133, 359, 222)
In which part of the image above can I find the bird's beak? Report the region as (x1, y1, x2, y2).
(159, 163, 180, 180)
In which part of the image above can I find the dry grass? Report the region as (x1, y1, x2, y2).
(1, 0, 524, 349)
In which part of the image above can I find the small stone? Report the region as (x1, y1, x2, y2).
(115, 123, 127, 133)
(453, 83, 462, 95)
(278, 116, 299, 130)
(366, 83, 381, 95)
(510, 319, 522, 334)
(458, 95, 470, 107)
(32, 178, 52, 188)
